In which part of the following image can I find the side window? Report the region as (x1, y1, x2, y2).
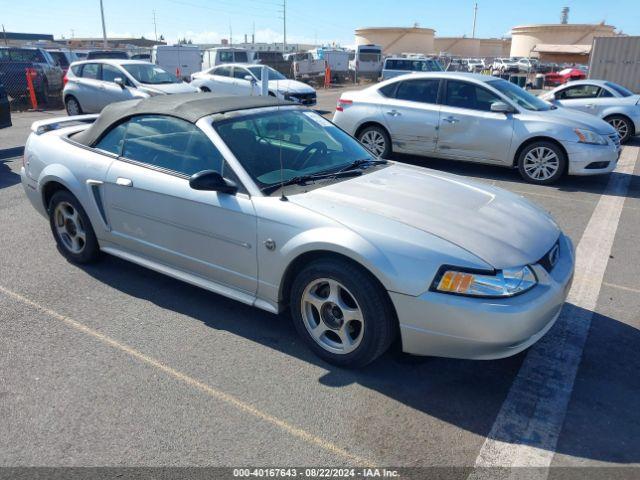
(101, 64, 125, 83)
(94, 122, 127, 155)
(444, 80, 500, 111)
(81, 63, 100, 80)
(122, 115, 225, 177)
(378, 82, 397, 98)
(395, 79, 440, 104)
(214, 66, 231, 77)
(219, 51, 233, 63)
(557, 85, 600, 99)
(233, 67, 249, 79)
(70, 64, 82, 76)
(598, 88, 614, 98)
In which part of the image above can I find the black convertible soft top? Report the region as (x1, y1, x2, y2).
(74, 93, 291, 147)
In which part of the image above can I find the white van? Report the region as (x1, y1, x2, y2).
(349, 44, 383, 79)
(151, 45, 202, 81)
(381, 57, 443, 80)
(202, 48, 251, 70)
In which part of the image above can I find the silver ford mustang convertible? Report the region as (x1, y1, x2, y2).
(21, 94, 574, 367)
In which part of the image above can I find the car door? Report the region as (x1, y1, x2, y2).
(74, 63, 102, 112)
(100, 114, 258, 295)
(232, 66, 257, 96)
(554, 84, 603, 114)
(378, 78, 441, 155)
(437, 79, 514, 164)
(96, 63, 136, 109)
(209, 66, 235, 94)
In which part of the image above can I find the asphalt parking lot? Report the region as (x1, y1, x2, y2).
(1, 91, 639, 477)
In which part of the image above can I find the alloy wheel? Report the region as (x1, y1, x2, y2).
(523, 146, 560, 181)
(360, 130, 387, 157)
(54, 201, 86, 254)
(608, 118, 629, 141)
(301, 278, 364, 355)
(67, 98, 80, 116)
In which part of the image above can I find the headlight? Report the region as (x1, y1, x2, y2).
(574, 128, 607, 145)
(432, 265, 537, 298)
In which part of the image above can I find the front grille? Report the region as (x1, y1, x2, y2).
(537, 240, 561, 273)
(287, 92, 317, 105)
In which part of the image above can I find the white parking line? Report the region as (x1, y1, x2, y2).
(470, 147, 638, 479)
(0, 285, 373, 467)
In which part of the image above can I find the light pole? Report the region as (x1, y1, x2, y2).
(99, 0, 108, 48)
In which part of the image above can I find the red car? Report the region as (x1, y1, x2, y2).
(544, 68, 586, 86)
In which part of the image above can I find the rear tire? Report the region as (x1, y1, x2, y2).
(605, 115, 633, 144)
(517, 141, 566, 185)
(290, 258, 396, 368)
(48, 191, 100, 264)
(65, 96, 82, 116)
(357, 125, 391, 158)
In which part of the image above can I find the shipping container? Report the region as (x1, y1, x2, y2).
(589, 36, 640, 93)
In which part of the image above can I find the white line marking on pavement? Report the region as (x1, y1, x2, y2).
(470, 147, 638, 479)
(602, 281, 640, 295)
(0, 285, 373, 467)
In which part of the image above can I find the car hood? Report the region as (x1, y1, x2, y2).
(268, 79, 315, 94)
(531, 106, 616, 135)
(141, 82, 199, 94)
(289, 164, 560, 270)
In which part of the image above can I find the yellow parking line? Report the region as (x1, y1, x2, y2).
(0, 284, 373, 466)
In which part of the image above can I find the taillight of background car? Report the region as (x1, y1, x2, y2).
(336, 98, 353, 112)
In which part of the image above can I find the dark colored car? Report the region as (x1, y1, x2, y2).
(0, 82, 12, 128)
(252, 51, 292, 76)
(86, 50, 129, 60)
(0, 58, 44, 103)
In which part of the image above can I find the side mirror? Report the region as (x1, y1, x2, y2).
(114, 77, 126, 89)
(490, 101, 515, 114)
(244, 75, 256, 84)
(189, 170, 238, 194)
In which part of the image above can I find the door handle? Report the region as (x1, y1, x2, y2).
(386, 110, 401, 117)
(585, 104, 596, 108)
(443, 116, 460, 124)
(116, 177, 133, 187)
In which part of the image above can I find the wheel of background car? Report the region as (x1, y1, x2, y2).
(517, 141, 566, 185)
(358, 125, 391, 158)
(65, 96, 82, 116)
(605, 115, 632, 144)
(290, 258, 396, 368)
(48, 190, 100, 264)
(293, 141, 327, 169)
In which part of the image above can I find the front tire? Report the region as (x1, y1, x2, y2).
(65, 96, 82, 116)
(517, 141, 566, 185)
(48, 191, 100, 264)
(290, 258, 396, 368)
(605, 115, 633, 144)
(357, 125, 391, 158)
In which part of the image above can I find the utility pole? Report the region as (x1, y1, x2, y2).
(1, 25, 8, 46)
(229, 24, 233, 46)
(472, 2, 478, 38)
(282, 0, 287, 54)
(99, 0, 108, 48)
(153, 10, 158, 41)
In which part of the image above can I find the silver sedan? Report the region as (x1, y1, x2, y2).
(21, 94, 574, 367)
(539, 79, 640, 143)
(333, 72, 620, 185)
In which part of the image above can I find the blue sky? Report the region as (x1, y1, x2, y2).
(2, 0, 636, 46)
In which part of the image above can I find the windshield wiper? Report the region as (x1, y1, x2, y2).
(335, 158, 387, 174)
(263, 170, 363, 195)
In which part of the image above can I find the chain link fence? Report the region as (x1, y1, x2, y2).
(0, 46, 64, 111)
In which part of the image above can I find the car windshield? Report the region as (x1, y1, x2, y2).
(247, 66, 286, 81)
(487, 79, 552, 111)
(213, 109, 376, 193)
(605, 82, 634, 97)
(122, 63, 179, 84)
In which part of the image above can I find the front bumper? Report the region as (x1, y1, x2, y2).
(391, 234, 575, 360)
(562, 139, 620, 176)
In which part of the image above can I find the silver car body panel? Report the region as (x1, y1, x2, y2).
(540, 80, 640, 136)
(63, 59, 198, 113)
(21, 105, 574, 359)
(333, 72, 619, 175)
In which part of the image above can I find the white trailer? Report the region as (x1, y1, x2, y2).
(152, 45, 202, 81)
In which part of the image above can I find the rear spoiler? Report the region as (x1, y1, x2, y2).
(31, 114, 99, 135)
